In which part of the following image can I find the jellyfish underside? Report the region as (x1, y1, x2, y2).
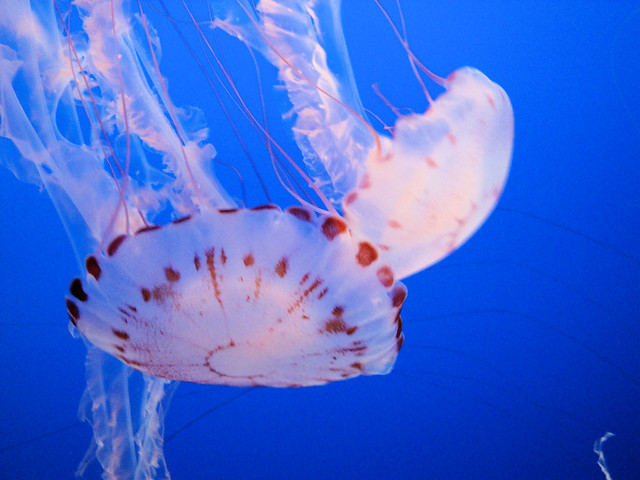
(68, 206, 406, 387)
(0, 0, 512, 478)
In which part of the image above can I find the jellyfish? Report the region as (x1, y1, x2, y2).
(0, 0, 513, 478)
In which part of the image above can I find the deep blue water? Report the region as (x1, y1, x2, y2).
(1, 1, 639, 479)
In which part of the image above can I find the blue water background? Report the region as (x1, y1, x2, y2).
(1, 1, 639, 479)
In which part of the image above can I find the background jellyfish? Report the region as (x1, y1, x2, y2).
(1, 2, 639, 480)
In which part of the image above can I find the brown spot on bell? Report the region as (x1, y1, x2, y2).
(66, 299, 79, 326)
(112, 329, 129, 340)
(85, 256, 101, 280)
(107, 234, 127, 256)
(164, 267, 181, 282)
(376, 265, 394, 287)
(356, 242, 378, 266)
(69, 278, 87, 302)
(321, 217, 347, 240)
(286, 207, 312, 222)
(275, 257, 288, 278)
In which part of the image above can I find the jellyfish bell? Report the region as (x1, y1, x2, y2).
(343, 67, 514, 279)
(68, 206, 405, 387)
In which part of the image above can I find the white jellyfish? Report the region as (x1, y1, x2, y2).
(0, 0, 512, 478)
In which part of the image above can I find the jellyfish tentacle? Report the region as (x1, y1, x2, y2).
(0, 0, 236, 262)
(213, 0, 375, 206)
(76, 345, 176, 480)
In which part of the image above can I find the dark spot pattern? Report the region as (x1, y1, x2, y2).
(356, 242, 378, 266)
(288, 274, 323, 315)
(336, 340, 367, 356)
(173, 215, 192, 224)
(164, 267, 180, 282)
(66, 299, 79, 325)
(107, 235, 127, 256)
(392, 285, 407, 307)
(194, 254, 201, 271)
(112, 329, 129, 340)
(206, 248, 224, 309)
(395, 316, 403, 338)
(286, 207, 311, 222)
(275, 257, 288, 278)
(323, 306, 355, 334)
(86, 256, 101, 280)
(321, 217, 347, 240)
(141, 288, 151, 302)
(117, 356, 143, 368)
(324, 317, 348, 334)
(376, 266, 394, 287)
(136, 225, 160, 234)
(243, 254, 255, 267)
(70, 278, 87, 301)
(251, 204, 279, 211)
